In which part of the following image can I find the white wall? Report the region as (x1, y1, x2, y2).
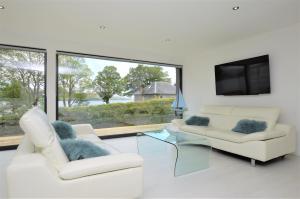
(296, 24, 300, 155)
(1, 20, 300, 154)
(0, 31, 184, 122)
(183, 23, 300, 155)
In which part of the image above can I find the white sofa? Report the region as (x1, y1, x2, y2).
(172, 105, 296, 165)
(6, 107, 143, 198)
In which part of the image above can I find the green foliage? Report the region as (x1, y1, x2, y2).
(57, 61, 172, 107)
(58, 55, 93, 107)
(59, 98, 175, 128)
(0, 50, 174, 137)
(1, 80, 21, 98)
(0, 48, 45, 105)
(123, 65, 170, 95)
(0, 67, 7, 89)
(73, 92, 88, 105)
(0, 48, 46, 136)
(94, 66, 124, 104)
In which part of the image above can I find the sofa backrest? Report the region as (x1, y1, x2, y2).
(202, 105, 234, 115)
(200, 105, 280, 131)
(15, 135, 35, 156)
(19, 107, 69, 169)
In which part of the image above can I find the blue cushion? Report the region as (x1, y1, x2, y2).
(60, 139, 110, 161)
(185, 116, 209, 126)
(232, 119, 267, 134)
(52, 121, 76, 140)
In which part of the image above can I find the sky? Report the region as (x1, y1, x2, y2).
(1, 52, 177, 84)
(84, 58, 177, 84)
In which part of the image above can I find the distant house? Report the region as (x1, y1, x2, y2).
(134, 81, 176, 101)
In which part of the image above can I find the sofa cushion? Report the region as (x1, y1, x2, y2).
(60, 139, 110, 161)
(231, 106, 280, 130)
(20, 107, 53, 148)
(79, 134, 120, 154)
(19, 107, 69, 169)
(205, 129, 286, 143)
(15, 135, 35, 155)
(185, 116, 209, 126)
(52, 121, 77, 140)
(232, 119, 267, 134)
(199, 113, 274, 132)
(59, 153, 143, 180)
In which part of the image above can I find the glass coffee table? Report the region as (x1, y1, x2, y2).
(137, 127, 211, 176)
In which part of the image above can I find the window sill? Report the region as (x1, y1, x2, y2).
(0, 123, 168, 147)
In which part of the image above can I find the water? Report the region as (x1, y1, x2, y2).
(58, 98, 133, 107)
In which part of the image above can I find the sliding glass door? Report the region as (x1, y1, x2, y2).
(56, 52, 181, 135)
(0, 45, 46, 147)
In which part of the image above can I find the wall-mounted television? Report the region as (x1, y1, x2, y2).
(215, 55, 270, 95)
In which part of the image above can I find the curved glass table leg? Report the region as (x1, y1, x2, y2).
(137, 130, 211, 177)
(174, 143, 211, 176)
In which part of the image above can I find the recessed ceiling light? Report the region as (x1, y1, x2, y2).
(0, 5, 5, 9)
(232, 6, 240, 11)
(164, 38, 171, 42)
(99, 25, 107, 30)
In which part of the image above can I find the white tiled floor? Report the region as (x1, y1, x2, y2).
(1, 137, 300, 198)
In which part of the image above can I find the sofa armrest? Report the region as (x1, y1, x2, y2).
(273, 123, 295, 135)
(274, 123, 296, 150)
(7, 154, 58, 188)
(59, 153, 143, 180)
(72, 124, 95, 136)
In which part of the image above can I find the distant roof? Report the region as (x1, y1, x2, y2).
(134, 81, 176, 95)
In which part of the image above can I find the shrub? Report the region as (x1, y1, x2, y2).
(59, 98, 175, 128)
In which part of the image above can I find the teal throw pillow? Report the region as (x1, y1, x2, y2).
(185, 116, 209, 126)
(60, 139, 110, 161)
(232, 119, 267, 134)
(52, 120, 76, 140)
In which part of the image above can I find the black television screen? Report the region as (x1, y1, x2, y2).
(215, 55, 270, 95)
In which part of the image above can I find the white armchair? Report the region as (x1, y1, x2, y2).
(6, 107, 144, 198)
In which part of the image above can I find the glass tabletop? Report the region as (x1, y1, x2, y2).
(137, 127, 211, 176)
(143, 128, 210, 147)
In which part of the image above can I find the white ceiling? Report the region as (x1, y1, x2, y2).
(0, 0, 299, 60)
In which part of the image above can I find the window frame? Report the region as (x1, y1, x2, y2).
(0, 44, 47, 150)
(55, 50, 183, 138)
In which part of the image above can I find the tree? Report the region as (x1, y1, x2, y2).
(0, 49, 45, 105)
(0, 67, 7, 90)
(123, 65, 170, 95)
(73, 92, 88, 106)
(58, 55, 93, 107)
(1, 80, 21, 98)
(94, 66, 124, 104)
(0, 78, 35, 116)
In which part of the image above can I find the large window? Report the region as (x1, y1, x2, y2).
(57, 52, 181, 135)
(0, 45, 46, 147)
